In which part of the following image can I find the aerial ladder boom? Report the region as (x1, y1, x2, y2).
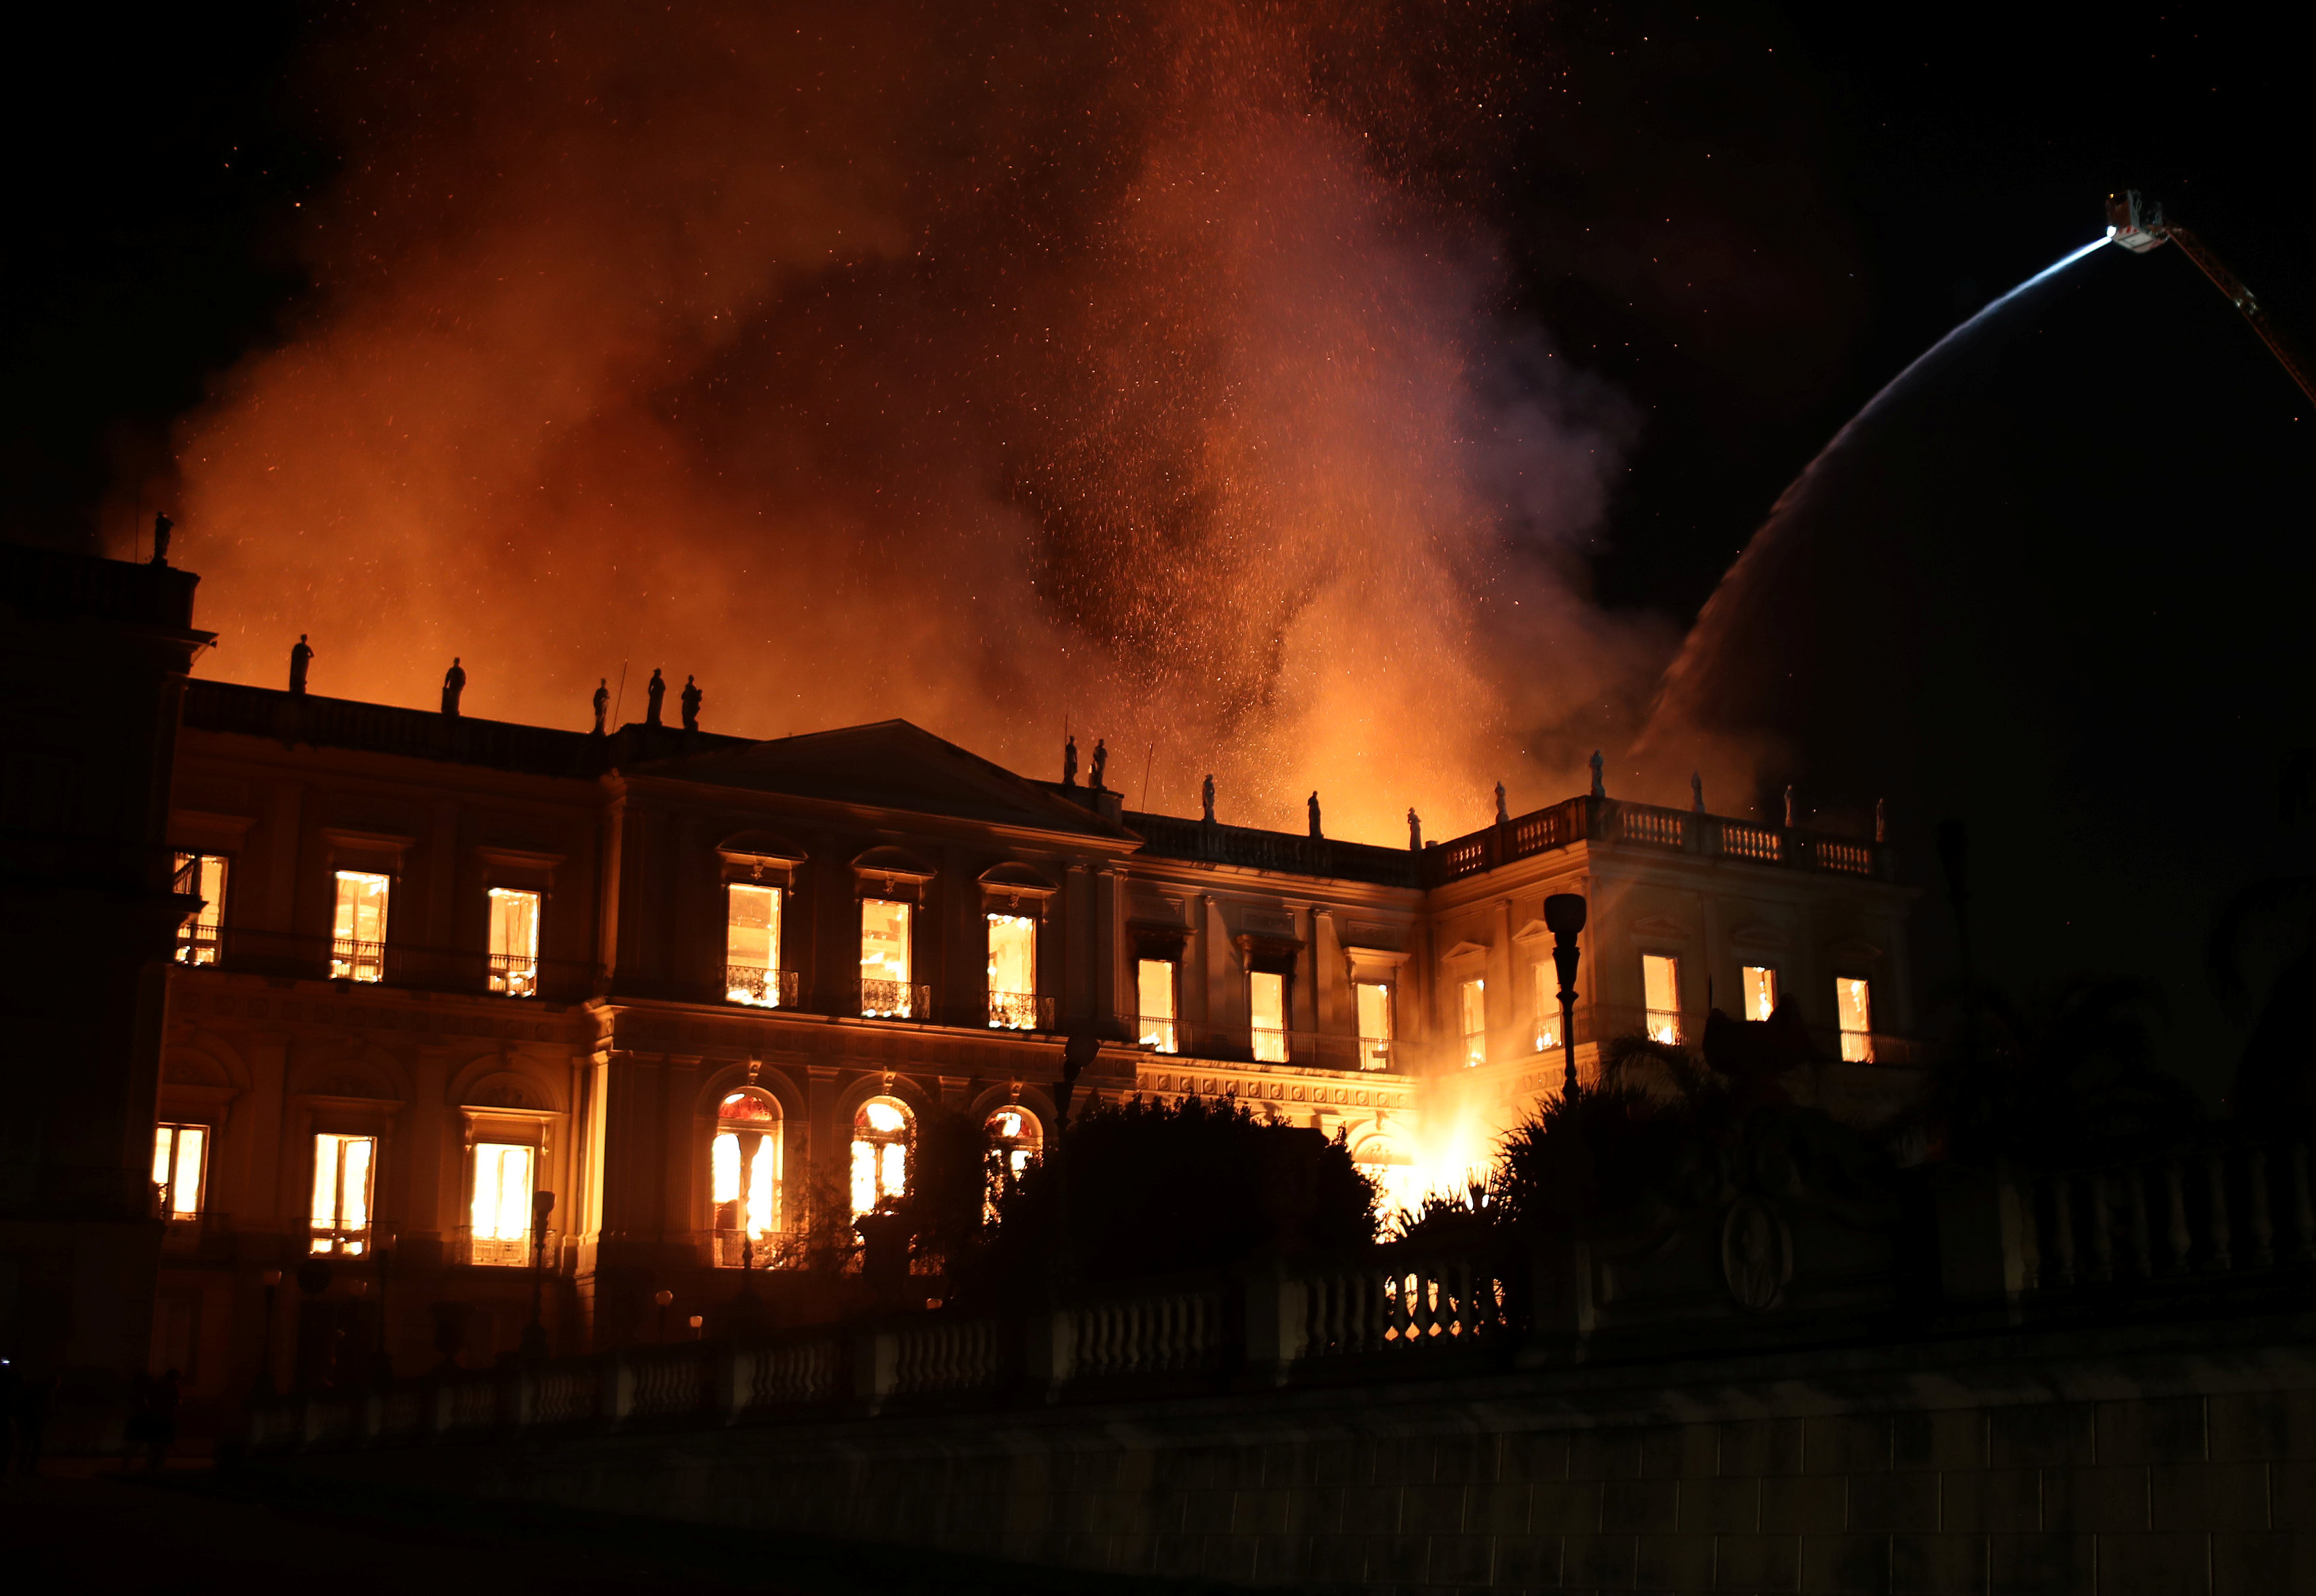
(2106, 190, 2316, 407)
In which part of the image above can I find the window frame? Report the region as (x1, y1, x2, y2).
(171, 852, 230, 966)
(152, 1121, 210, 1219)
(330, 869, 392, 983)
(465, 1139, 539, 1267)
(1458, 976, 1487, 1067)
(1353, 979, 1394, 1071)
(1835, 975, 1875, 1062)
(308, 1131, 379, 1256)
(984, 910, 1039, 1029)
(709, 1088, 785, 1266)
(1740, 963, 1781, 1024)
(1531, 961, 1564, 1051)
(1135, 957, 1179, 1053)
(849, 1095, 914, 1218)
(1641, 953, 1682, 1045)
(724, 879, 786, 1007)
(1249, 969, 1289, 1064)
(486, 885, 543, 998)
(858, 897, 916, 1017)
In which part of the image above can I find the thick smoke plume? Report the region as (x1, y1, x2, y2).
(168, 1, 1668, 842)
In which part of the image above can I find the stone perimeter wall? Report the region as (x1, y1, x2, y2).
(299, 1325, 2316, 1596)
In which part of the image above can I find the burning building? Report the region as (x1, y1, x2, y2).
(146, 590, 1918, 1421)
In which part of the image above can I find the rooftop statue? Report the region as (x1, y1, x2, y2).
(1784, 784, 1797, 828)
(1308, 791, 1322, 839)
(1589, 750, 1605, 799)
(645, 668, 666, 728)
(289, 635, 312, 695)
(681, 674, 702, 732)
(1407, 808, 1422, 851)
(149, 511, 172, 568)
(441, 658, 465, 717)
(1201, 774, 1216, 824)
(592, 679, 609, 736)
(1494, 781, 1508, 824)
(1090, 737, 1108, 791)
(1062, 734, 1078, 788)
(1692, 770, 1705, 813)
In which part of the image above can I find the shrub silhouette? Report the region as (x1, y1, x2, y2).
(956, 1094, 1376, 1300)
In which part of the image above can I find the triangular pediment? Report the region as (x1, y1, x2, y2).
(625, 720, 1134, 841)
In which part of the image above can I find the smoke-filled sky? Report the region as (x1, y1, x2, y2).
(156, 3, 1660, 841)
(7, 3, 2296, 840)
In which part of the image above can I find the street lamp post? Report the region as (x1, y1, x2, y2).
(1544, 893, 1587, 1100)
(369, 1229, 396, 1382)
(653, 1288, 673, 1344)
(255, 1267, 283, 1396)
(522, 1190, 555, 1361)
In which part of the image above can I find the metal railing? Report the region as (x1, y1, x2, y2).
(859, 979, 930, 1020)
(723, 965, 801, 1008)
(986, 990, 1055, 1031)
(455, 1225, 558, 1269)
(167, 926, 602, 1002)
(330, 937, 385, 984)
(1121, 1016, 1398, 1075)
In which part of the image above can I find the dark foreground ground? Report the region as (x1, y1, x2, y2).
(1, 1468, 1227, 1595)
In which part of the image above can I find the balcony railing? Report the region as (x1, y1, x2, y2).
(330, 937, 385, 984)
(455, 1225, 559, 1268)
(175, 923, 223, 966)
(724, 966, 801, 1009)
(986, 991, 1056, 1031)
(1425, 794, 1896, 886)
(172, 927, 602, 1002)
(1122, 1016, 1396, 1075)
(860, 979, 930, 1020)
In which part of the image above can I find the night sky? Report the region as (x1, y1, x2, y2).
(6, 4, 2298, 604)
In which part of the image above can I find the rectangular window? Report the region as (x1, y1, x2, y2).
(1137, 958, 1178, 1053)
(1355, 981, 1393, 1071)
(468, 1142, 536, 1266)
(152, 1123, 208, 1219)
(725, 883, 783, 1006)
(309, 1132, 376, 1255)
(1533, 961, 1562, 1051)
(986, 912, 1038, 1028)
(487, 887, 541, 997)
(1837, 977, 1875, 1062)
(1460, 977, 1487, 1067)
(1742, 964, 1779, 1024)
(172, 852, 228, 965)
(1249, 971, 1288, 1063)
(331, 870, 390, 983)
(860, 898, 914, 1016)
(1642, 954, 1681, 1044)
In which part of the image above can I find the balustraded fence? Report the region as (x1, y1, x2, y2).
(2013, 1134, 2316, 1292)
(244, 1131, 2316, 1458)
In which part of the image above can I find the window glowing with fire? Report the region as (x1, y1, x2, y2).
(850, 1096, 912, 1216)
(860, 899, 913, 1016)
(712, 1091, 781, 1261)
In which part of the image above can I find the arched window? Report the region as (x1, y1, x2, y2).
(850, 1096, 913, 1217)
(983, 1106, 1043, 1218)
(711, 1090, 781, 1266)
(1353, 1137, 1421, 1221)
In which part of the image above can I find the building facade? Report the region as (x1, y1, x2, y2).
(152, 676, 1917, 1427)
